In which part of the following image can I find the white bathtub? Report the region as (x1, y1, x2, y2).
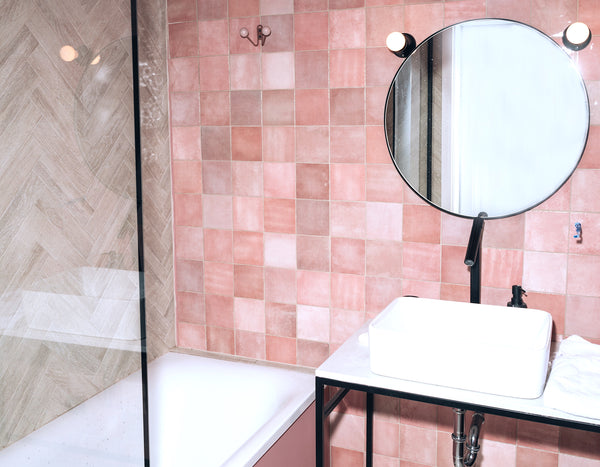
(0, 352, 315, 467)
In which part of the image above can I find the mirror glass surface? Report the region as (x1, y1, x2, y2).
(385, 19, 589, 219)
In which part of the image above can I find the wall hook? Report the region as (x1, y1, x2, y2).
(239, 25, 271, 47)
(574, 222, 583, 242)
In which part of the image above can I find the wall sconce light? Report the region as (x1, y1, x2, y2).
(239, 25, 272, 47)
(386, 32, 417, 58)
(562, 22, 592, 51)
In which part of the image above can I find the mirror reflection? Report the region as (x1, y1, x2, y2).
(385, 19, 589, 219)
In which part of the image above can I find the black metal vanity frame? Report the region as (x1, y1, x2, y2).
(316, 376, 600, 467)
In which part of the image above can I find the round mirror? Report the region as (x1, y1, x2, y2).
(385, 19, 589, 219)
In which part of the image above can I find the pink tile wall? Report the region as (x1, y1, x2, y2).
(167, 0, 600, 464)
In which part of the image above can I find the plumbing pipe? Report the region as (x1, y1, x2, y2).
(452, 409, 485, 467)
(464, 413, 485, 466)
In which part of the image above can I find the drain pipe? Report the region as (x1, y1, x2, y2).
(452, 409, 485, 467)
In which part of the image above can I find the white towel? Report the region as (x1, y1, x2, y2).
(543, 335, 600, 420)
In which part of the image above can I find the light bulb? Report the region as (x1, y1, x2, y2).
(239, 27, 249, 38)
(60, 45, 78, 62)
(261, 26, 271, 37)
(386, 32, 406, 52)
(563, 22, 592, 50)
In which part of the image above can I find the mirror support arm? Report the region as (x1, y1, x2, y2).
(464, 213, 487, 304)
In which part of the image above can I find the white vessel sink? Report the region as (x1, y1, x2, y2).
(369, 297, 552, 399)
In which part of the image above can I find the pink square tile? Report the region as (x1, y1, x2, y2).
(530, 0, 577, 35)
(579, 125, 600, 169)
(559, 427, 600, 460)
(398, 425, 437, 465)
(480, 414, 517, 444)
(177, 322, 206, 350)
(266, 302, 296, 337)
(295, 51, 329, 89)
(331, 273, 365, 311)
(366, 86, 388, 125)
(404, 3, 444, 43)
(263, 127, 295, 162)
(197, 0, 227, 20)
(297, 339, 329, 367)
(330, 412, 366, 451)
(230, 54, 261, 90)
(330, 88, 365, 125)
(294, 12, 329, 51)
(264, 198, 295, 233)
(527, 292, 566, 339)
(203, 194, 233, 229)
(366, 126, 392, 163)
(517, 419, 560, 452)
(169, 22, 199, 58)
(365, 277, 402, 318)
(441, 245, 470, 286)
(330, 447, 364, 467)
(296, 126, 329, 163)
(170, 92, 200, 126)
(399, 399, 437, 429)
(444, 0, 487, 25)
(403, 204, 441, 244)
(235, 331, 266, 360)
(266, 336, 296, 364)
(229, 17, 261, 55)
(331, 127, 365, 163)
(331, 237, 365, 275)
(234, 297, 265, 332)
(293, 0, 328, 12)
(366, 240, 402, 277)
(230, 90, 262, 125)
(295, 89, 329, 125)
(524, 251, 567, 294)
(264, 232, 296, 268)
(483, 214, 525, 249)
(207, 326, 235, 354)
(233, 196, 263, 231)
(264, 162, 296, 198)
(330, 0, 363, 7)
(372, 418, 399, 458)
(202, 160, 232, 194)
(329, 9, 365, 49)
(516, 447, 558, 467)
(366, 164, 403, 203)
(172, 160, 202, 193)
(199, 55, 229, 91)
(265, 267, 297, 303)
(232, 161, 263, 196)
(441, 212, 471, 246)
(198, 20, 229, 56)
(402, 279, 441, 299)
(175, 226, 204, 260)
(261, 0, 294, 15)
(296, 199, 329, 235)
(233, 231, 264, 265)
(440, 283, 470, 303)
(262, 90, 294, 125)
(524, 211, 569, 253)
(580, 0, 600, 33)
(297, 305, 330, 342)
(402, 242, 440, 282)
(564, 295, 600, 338)
(297, 163, 329, 199)
(176, 259, 204, 292)
(483, 248, 524, 289)
(297, 270, 330, 306)
(176, 291, 205, 324)
(588, 81, 600, 125)
(571, 169, 600, 212)
(174, 193, 202, 227)
(169, 57, 199, 92)
(172, 126, 201, 160)
(234, 264, 264, 299)
(203, 228, 233, 262)
(204, 261, 234, 296)
(330, 308, 365, 345)
(200, 92, 230, 126)
(487, 0, 531, 23)
(229, 0, 260, 17)
(201, 126, 231, 160)
(567, 254, 600, 297)
(231, 127, 262, 161)
(366, 202, 403, 241)
(297, 235, 330, 271)
(366, 47, 399, 87)
(167, 0, 196, 23)
(262, 52, 295, 89)
(330, 201, 366, 238)
(329, 49, 365, 88)
(260, 14, 294, 53)
(331, 164, 365, 201)
(366, 5, 404, 47)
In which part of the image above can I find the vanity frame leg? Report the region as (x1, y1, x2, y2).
(316, 378, 325, 467)
(366, 391, 374, 467)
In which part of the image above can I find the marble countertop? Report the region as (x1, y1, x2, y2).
(316, 322, 600, 431)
